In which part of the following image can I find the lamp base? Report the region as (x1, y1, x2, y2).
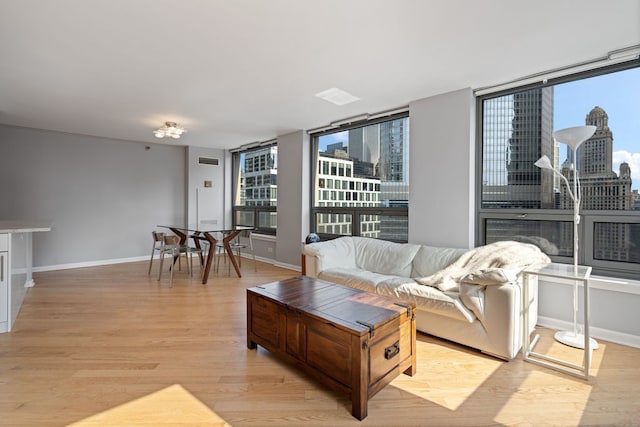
(554, 330, 599, 350)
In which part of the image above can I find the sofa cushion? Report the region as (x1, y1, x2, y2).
(304, 237, 357, 270)
(411, 246, 467, 278)
(376, 277, 476, 323)
(352, 237, 421, 277)
(318, 268, 400, 294)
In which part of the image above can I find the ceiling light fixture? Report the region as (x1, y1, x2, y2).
(154, 121, 187, 139)
(315, 87, 360, 106)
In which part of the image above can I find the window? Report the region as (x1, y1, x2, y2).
(232, 143, 277, 234)
(477, 63, 640, 279)
(311, 114, 409, 242)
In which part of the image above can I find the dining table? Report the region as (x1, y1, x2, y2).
(157, 224, 254, 284)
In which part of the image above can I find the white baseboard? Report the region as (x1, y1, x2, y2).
(34, 253, 302, 274)
(273, 261, 302, 272)
(537, 315, 640, 349)
(34, 255, 149, 272)
(240, 253, 301, 273)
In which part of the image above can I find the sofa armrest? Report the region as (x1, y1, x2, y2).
(467, 276, 537, 359)
(301, 237, 357, 276)
(303, 252, 321, 277)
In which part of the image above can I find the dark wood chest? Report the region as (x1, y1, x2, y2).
(247, 276, 416, 420)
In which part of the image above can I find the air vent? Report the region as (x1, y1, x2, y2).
(198, 157, 219, 166)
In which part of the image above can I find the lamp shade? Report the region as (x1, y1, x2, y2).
(553, 125, 596, 151)
(534, 155, 554, 170)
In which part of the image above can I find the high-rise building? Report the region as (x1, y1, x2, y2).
(507, 88, 555, 207)
(315, 153, 381, 238)
(560, 106, 633, 262)
(241, 146, 278, 208)
(482, 87, 556, 209)
(377, 118, 409, 241)
(348, 126, 380, 166)
(561, 107, 632, 211)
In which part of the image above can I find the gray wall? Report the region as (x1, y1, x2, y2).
(0, 125, 186, 267)
(408, 88, 475, 249)
(276, 130, 310, 267)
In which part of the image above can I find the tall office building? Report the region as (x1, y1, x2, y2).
(561, 107, 632, 211)
(560, 106, 634, 262)
(507, 87, 555, 207)
(377, 118, 409, 241)
(482, 87, 556, 209)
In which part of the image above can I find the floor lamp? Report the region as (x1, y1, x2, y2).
(534, 125, 599, 350)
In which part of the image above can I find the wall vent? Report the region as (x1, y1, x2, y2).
(198, 157, 219, 166)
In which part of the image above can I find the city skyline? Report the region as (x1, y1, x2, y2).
(554, 66, 639, 190)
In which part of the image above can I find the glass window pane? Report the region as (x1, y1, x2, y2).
(316, 213, 352, 236)
(258, 211, 277, 230)
(479, 65, 640, 277)
(593, 222, 640, 263)
(235, 210, 255, 227)
(359, 215, 408, 242)
(481, 68, 639, 211)
(485, 219, 573, 257)
(315, 117, 410, 209)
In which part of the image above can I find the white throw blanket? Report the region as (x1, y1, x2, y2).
(415, 241, 551, 292)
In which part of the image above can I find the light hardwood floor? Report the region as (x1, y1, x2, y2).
(1, 260, 638, 426)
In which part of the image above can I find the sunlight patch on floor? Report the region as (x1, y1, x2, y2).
(494, 334, 602, 425)
(391, 340, 505, 411)
(67, 384, 230, 426)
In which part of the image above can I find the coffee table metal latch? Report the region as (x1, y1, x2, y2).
(357, 321, 375, 338)
(394, 302, 413, 318)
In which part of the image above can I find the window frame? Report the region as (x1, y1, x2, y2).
(310, 112, 410, 243)
(475, 60, 640, 279)
(231, 142, 278, 235)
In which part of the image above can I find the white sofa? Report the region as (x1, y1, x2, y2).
(302, 236, 549, 360)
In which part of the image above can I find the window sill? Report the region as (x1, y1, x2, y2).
(251, 233, 276, 242)
(590, 274, 640, 295)
(537, 273, 640, 295)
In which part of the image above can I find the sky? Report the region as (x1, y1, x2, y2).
(554, 66, 640, 189)
(318, 131, 348, 151)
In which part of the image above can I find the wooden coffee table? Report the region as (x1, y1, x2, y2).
(247, 276, 416, 420)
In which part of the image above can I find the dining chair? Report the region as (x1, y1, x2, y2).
(215, 230, 257, 275)
(157, 235, 203, 287)
(148, 231, 166, 276)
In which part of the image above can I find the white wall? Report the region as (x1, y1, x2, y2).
(408, 88, 475, 248)
(0, 125, 186, 268)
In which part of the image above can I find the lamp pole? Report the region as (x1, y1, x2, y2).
(535, 125, 598, 350)
(570, 145, 580, 336)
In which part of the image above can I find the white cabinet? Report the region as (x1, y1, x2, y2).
(0, 223, 51, 333)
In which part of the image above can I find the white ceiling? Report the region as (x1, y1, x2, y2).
(1, 0, 639, 149)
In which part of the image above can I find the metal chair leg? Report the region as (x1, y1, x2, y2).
(148, 242, 156, 275)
